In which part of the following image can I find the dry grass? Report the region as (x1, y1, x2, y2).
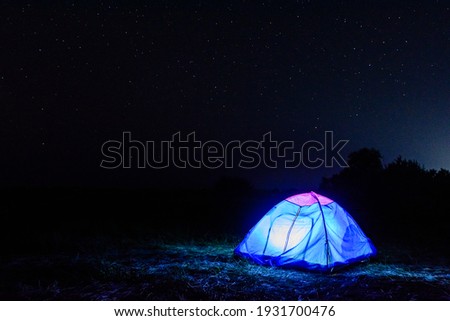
(1, 239, 449, 300)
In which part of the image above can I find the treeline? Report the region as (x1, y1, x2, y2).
(319, 148, 450, 247)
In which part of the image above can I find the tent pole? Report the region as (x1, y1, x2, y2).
(283, 206, 302, 253)
(311, 192, 330, 270)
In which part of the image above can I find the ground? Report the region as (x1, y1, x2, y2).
(1, 238, 449, 300)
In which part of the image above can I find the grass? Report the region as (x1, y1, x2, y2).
(0, 238, 449, 300)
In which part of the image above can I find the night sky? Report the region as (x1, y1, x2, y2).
(1, 1, 449, 189)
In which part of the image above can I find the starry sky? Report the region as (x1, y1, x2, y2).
(1, 1, 449, 189)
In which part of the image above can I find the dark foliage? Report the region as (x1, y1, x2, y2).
(320, 149, 450, 251)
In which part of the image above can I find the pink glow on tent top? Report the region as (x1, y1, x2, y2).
(285, 192, 334, 206)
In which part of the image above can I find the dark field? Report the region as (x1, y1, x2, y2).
(1, 185, 449, 301)
(1, 238, 449, 300)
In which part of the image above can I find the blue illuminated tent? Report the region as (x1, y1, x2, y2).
(235, 192, 376, 271)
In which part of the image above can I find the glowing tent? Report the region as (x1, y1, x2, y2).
(235, 191, 376, 271)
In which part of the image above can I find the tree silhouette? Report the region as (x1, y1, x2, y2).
(347, 148, 383, 172)
(320, 148, 450, 248)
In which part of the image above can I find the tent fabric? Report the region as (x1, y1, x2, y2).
(235, 191, 376, 271)
(285, 192, 333, 206)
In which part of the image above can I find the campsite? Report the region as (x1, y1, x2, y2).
(1, 2, 449, 303)
(1, 153, 449, 300)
